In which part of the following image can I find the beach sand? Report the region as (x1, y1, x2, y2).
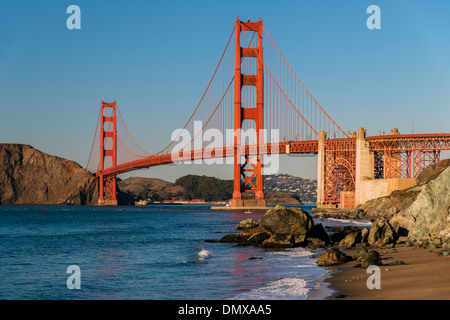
(325, 244, 450, 300)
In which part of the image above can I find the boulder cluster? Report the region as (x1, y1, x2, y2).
(218, 205, 330, 249)
(218, 205, 399, 250)
(217, 205, 450, 268)
(315, 216, 450, 267)
(317, 159, 450, 241)
(216, 160, 450, 269)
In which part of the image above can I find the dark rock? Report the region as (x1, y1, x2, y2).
(237, 218, 259, 230)
(361, 228, 369, 243)
(368, 219, 398, 247)
(396, 236, 409, 244)
(354, 246, 369, 261)
(219, 233, 249, 243)
(306, 223, 331, 245)
(387, 260, 406, 266)
(317, 248, 351, 267)
(259, 205, 313, 245)
(432, 237, 443, 247)
(397, 226, 409, 237)
(260, 234, 295, 248)
(303, 238, 327, 249)
(359, 250, 382, 269)
(245, 230, 270, 246)
(438, 250, 450, 256)
(327, 226, 345, 232)
(329, 226, 362, 244)
(339, 231, 362, 247)
(347, 209, 365, 219)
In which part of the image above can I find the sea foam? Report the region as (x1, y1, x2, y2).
(231, 278, 309, 300)
(196, 249, 212, 263)
(325, 218, 372, 227)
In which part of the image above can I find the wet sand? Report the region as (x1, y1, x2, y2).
(325, 244, 450, 300)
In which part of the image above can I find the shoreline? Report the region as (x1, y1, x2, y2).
(323, 243, 450, 300)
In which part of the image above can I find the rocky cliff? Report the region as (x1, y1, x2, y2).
(356, 159, 450, 239)
(391, 161, 450, 238)
(0, 144, 99, 205)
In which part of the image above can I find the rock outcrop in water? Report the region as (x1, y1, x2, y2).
(0, 144, 99, 205)
(219, 205, 330, 248)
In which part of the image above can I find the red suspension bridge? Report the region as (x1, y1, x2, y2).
(87, 18, 450, 208)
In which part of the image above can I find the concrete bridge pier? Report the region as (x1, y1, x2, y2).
(316, 131, 326, 209)
(316, 127, 416, 210)
(355, 127, 374, 206)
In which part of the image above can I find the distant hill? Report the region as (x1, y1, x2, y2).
(118, 173, 316, 205)
(117, 177, 184, 203)
(264, 174, 317, 203)
(175, 174, 233, 202)
(118, 177, 183, 196)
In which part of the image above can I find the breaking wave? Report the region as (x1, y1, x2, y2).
(230, 278, 309, 300)
(178, 248, 213, 265)
(196, 249, 212, 263)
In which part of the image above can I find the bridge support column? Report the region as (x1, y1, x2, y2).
(97, 100, 118, 206)
(231, 17, 267, 208)
(355, 127, 374, 206)
(98, 174, 117, 206)
(316, 131, 326, 208)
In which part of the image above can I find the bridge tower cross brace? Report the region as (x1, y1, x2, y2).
(97, 100, 118, 206)
(231, 18, 266, 208)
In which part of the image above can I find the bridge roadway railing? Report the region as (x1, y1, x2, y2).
(366, 133, 450, 151)
(96, 140, 319, 177)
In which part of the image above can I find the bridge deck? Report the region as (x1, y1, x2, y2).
(97, 133, 450, 177)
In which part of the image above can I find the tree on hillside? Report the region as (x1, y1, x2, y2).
(175, 174, 233, 202)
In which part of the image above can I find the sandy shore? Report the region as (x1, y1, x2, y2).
(325, 243, 450, 300)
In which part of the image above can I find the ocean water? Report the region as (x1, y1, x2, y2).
(0, 204, 370, 300)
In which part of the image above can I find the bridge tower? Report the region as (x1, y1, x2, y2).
(97, 100, 118, 206)
(231, 18, 267, 208)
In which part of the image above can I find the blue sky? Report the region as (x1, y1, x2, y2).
(1, 1, 449, 181)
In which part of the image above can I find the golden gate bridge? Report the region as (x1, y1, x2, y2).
(86, 18, 450, 209)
